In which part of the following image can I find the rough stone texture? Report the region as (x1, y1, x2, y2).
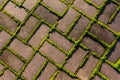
(90, 23, 115, 44)
(57, 8, 79, 32)
(64, 48, 87, 73)
(0, 50, 24, 71)
(37, 62, 57, 80)
(69, 16, 90, 40)
(34, 5, 58, 24)
(0, 64, 4, 71)
(4, 2, 27, 21)
(0, 31, 10, 49)
(0, 11, 17, 32)
(39, 42, 66, 64)
(90, 0, 104, 6)
(73, 0, 97, 17)
(50, 32, 73, 51)
(42, 0, 67, 14)
(9, 39, 33, 59)
(77, 55, 98, 80)
(94, 76, 102, 80)
(19, 16, 39, 39)
(101, 63, 120, 80)
(29, 24, 50, 47)
(23, 53, 46, 80)
(81, 37, 105, 56)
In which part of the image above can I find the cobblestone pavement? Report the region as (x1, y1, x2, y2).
(0, 0, 120, 80)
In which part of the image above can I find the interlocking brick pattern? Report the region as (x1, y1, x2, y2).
(0, 0, 120, 80)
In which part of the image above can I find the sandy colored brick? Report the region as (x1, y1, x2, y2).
(23, 0, 38, 10)
(77, 55, 98, 80)
(0, 50, 24, 71)
(9, 39, 33, 59)
(50, 32, 73, 51)
(29, 24, 50, 47)
(37, 62, 57, 80)
(57, 8, 79, 32)
(19, 16, 39, 39)
(23, 53, 46, 80)
(39, 42, 66, 64)
(42, 0, 66, 13)
(0, 31, 10, 49)
(4, 2, 27, 21)
(64, 48, 87, 73)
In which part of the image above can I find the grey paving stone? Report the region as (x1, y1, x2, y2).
(57, 8, 79, 32)
(39, 42, 66, 64)
(0, 11, 17, 32)
(42, 0, 67, 14)
(4, 2, 27, 21)
(0, 50, 24, 71)
(69, 16, 90, 40)
(77, 55, 99, 80)
(29, 24, 50, 47)
(0, 70, 15, 80)
(49, 31, 73, 51)
(98, 2, 118, 24)
(90, 23, 115, 44)
(37, 62, 57, 80)
(81, 37, 105, 56)
(101, 63, 120, 80)
(108, 39, 120, 63)
(34, 5, 58, 24)
(64, 48, 87, 73)
(23, 0, 38, 10)
(9, 39, 33, 59)
(90, 0, 104, 6)
(19, 16, 39, 39)
(64, 0, 72, 4)
(0, 31, 10, 49)
(23, 53, 46, 80)
(73, 0, 97, 17)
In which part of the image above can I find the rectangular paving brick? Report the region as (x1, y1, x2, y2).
(0, 64, 4, 72)
(29, 24, 50, 47)
(4, 2, 27, 21)
(9, 39, 33, 59)
(90, 0, 104, 6)
(57, 8, 79, 32)
(37, 62, 57, 80)
(50, 32, 73, 51)
(0, 50, 24, 71)
(23, 53, 46, 80)
(39, 42, 66, 64)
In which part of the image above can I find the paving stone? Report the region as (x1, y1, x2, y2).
(108, 39, 120, 63)
(0, 50, 23, 71)
(50, 32, 73, 51)
(101, 63, 120, 80)
(64, 0, 71, 4)
(23, 53, 46, 80)
(39, 42, 66, 64)
(77, 55, 99, 80)
(90, 0, 104, 6)
(64, 48, 87, 73)
(29, 24, 50, 47)
(57, 8, 79, 32)
(73, 0, 97, 17)
(109, 12, 120, 32)
(37, 62, 57, 80)
(0, 11, 17, 32)
(9, 39, 33, 59)
(42, 0, 67, 14)
(18, 16, 39, 39)
(0, 70, 15, 80)
(4, 2, 27, 21)
(90, 23, 115, 44)
(94, 76, 102, 80)
(55, 71, 76, 80)
(69, 16, 90, 40)
(0, 30, 10, 49)
(34, 5, 58, 24)
(81, 37, 105, 56)
(98, 2, 118, 24)
(23, 0, 38, 10)
(0, 64, 4, 72)
(0, 0, 4, 6)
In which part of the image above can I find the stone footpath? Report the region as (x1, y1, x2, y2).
(0, 0, 120, 80)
